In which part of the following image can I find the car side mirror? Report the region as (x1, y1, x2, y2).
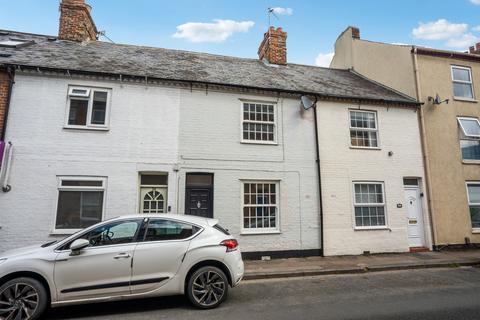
(70, 239, 90, 256)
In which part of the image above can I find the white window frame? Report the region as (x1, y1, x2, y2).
(53, 176, 107, 234)
(352, 181, 388, 230)
(457, 117, 480, 162)
(240, 180, 280, 234)
(349, 110, 380, 149)
(466, 181, 480, 231)
(240, 100, 278, 145)
(458, 117, 480, 138)
(451, 65, 475, 100)
(64, 86, 111, 130)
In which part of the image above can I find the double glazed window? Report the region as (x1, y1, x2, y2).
(458, 117, 480, 160)
(242, 102, 276, 143)
(451, 66, 474, 100)
(353, 182, 386, 227)
(466, 183, 480, 229)
(55, 177, 106, 231)
(66, 86, 110, 128)
(350, 110, 379, 148)
(242, 181, 279, 232)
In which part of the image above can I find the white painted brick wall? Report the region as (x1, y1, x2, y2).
(0, 74, 321, 254)
(0, 74, 180, 250)
(317, 102, 431, 256)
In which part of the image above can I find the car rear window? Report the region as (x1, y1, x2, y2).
(214, 224, 230, 235)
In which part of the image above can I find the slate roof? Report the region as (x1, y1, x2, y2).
(0, 29, 418, 106)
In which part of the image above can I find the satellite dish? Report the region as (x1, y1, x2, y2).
(301, 95, 316, 110)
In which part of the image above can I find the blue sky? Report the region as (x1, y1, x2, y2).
(1, 0, 480, 66)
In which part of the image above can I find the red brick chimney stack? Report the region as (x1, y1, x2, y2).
(469, 42, 480, 54)
(58, 0, 98, 42)
(258, 27, 287, 65)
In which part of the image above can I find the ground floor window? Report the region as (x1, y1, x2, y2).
(139, 173, 168, 213)
(55, 177, 106, 230)
(242, 181, 279, 232)
(466, 182, 480, 229)
(353, 182, 386, 228)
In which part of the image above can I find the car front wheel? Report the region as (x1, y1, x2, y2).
(0, 277, 48, 320)
(187, 266, 229, 309)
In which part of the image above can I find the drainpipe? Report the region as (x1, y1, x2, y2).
(412, 47, 437, 249)
(313, 102, 324, 256)
(1, 66, 15, 141)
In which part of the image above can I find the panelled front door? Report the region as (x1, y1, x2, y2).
(185, 173, 213, 218)
(405, 186, 425, 247)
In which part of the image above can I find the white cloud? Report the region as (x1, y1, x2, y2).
(270, 7, 293, 16)
(315, 52, 334, 67)
(446, 33, 479, 48)
(412, 19, 467, 40)
(173, 19, 254, 43)
(470, 0, 480, 4)
(473, 25, 480, 32)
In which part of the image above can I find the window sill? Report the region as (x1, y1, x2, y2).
(240, 230, 281, 235)
(472, 229, 480, 234)
(63, 126, 110, 132)
(241, 140, 278, 146)
(453, 97, 478, 103)
(463, 160, 480, 165)
(50, 229, 80, 235)
(354, 226, 391, 231)
(349, 146, 381, 150)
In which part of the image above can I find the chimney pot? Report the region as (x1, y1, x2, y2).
(58, 0, 97, 42)
(258, 26, 287, 65)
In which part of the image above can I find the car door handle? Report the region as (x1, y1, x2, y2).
(113, 253, 131, 259)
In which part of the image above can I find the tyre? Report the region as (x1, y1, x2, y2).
(187, 266, 229, 309)
(0, 277, 48, 320)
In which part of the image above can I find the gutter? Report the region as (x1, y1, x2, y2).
(1, 66, 14, 140)
(3, 63, 420, 108)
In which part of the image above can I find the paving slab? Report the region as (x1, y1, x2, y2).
(243, 249, 480, 280)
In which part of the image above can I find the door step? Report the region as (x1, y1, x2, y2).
(409, 246, 429, 253)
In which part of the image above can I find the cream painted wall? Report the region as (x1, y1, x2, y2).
(331, 28, 417, 99)
(417, 54, 480, 245)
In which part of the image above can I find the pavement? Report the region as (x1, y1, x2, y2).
(243, 249, 480, 280)
(45, 267, 480, 319)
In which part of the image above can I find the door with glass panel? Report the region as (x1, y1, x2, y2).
(139, 174, 168, 214)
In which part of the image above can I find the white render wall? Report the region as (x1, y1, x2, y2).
(317, 102, 432, 256)
(0, 73, 322, 254)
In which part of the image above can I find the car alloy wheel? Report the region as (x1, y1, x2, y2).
(189, 267, 228, 308)
(0, 278, 47, 320)
(0, 282, 39, 319)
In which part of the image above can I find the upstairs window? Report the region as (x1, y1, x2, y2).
(452, 66, 474, 100)
(242, 102, 276, 143)
(66, 86, 110, 129)
(458, 117, 480, 161)
(350, 110, 379, 148)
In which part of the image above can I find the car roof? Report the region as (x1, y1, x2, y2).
(113, 214, 219, 227)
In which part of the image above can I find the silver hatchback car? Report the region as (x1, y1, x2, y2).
(0, 214, 244, 320)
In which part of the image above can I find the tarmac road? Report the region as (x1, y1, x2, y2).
(45, 266, 480, 320)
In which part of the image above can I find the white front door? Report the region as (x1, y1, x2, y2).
(404, 187, 425, 247)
